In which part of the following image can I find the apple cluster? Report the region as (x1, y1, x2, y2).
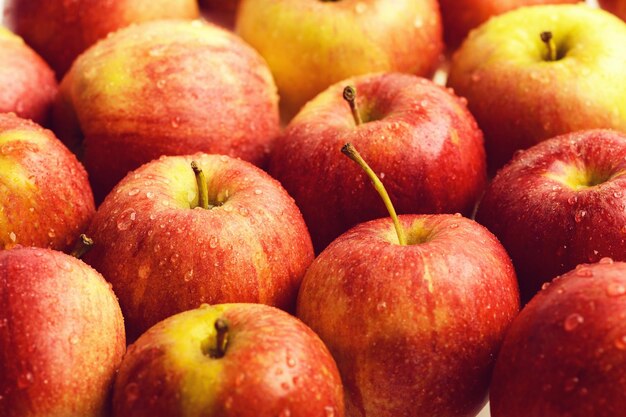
(1, 1, 626, 417)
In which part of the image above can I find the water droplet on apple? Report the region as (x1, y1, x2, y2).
(567, 196, 577, 205)
(575, 267, 593, 278)
(170, 117, 181, 128)
(574, 210, 587, 223)
(607, 283, 626, 297)
(614, 191, 623, 198)
(209, 236, 219, 249)
(125, 382, 139, 404)
(286, 357, 296, 368)
(128, 188, 140, 196)
(564, 377, 579, 392)
(9, 232, 16, 242)
(254, 189, 263, 195)
(614, 335, 626, 350)
(0, 318, 7, 328)
(449, 223, 459, 229)
(161, 200, 170, 207)
(224, 396, 234, 409)
(17, 372, 34, 389)
(564, 313, 584, 331)
(48, 229, 56, 238)
(156, 79, 166, 89)
(117, 209, 137, 231)
(354, 2, 366, 13)
(279, 408, 292, 417)
(324, 406, 336, 417)
(600, 257, 614, 264)
(69, 334, 79, 345)
(184, 269, 193, 282)
(239, 207, 249, 217)
(414, 16, 424, 28)
(377, 301, 387, 312)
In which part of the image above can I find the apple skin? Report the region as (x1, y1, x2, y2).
(599, 0, 626, 20)
(475, 129, 626, 303)
(447, 4, 626, 171)
(83, 153, 314, 340)
(439, 0, 580, 49)
(113, 303, 344, 417)
(269, 72, 487, 253)
(3, 0, 199, 77)
(53, 20, 280, 202)
(0, 247, 126, 417)
(490, 260, 626, 417)
(236, 0, 443, 119)
(0, 27, 57, 126)
(0, 113, 95, 252)
(297, 214, 520, 417)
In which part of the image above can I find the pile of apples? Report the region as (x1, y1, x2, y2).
(1, 0, 626, 416)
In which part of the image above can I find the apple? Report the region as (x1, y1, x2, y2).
(3, 0, 199, 77)
(269, 72, 487, 253)
(490, 259, 626, 417)
(447, 4, 626, 171)
(112, 303, 344, 417)
(0, 246, 126, 417)
(439, 0, 581, 49)
(296, 143, 519, 417)
(0, 113, 95, 252)
(599, 0, 626, 19)
(83, 153, 314, 340)
(475, 129, 626, 303)
(53, 19, 281, 202)
(0, 26, 57, 126)
(235, 0, 444, 119)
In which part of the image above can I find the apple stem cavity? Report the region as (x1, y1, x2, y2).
(343, 86, 363, 126)
(191, 161, 209, 210)
(70, 234, 94, 259)
(540, 31, 557, 61)
(341, 143, 407, 245)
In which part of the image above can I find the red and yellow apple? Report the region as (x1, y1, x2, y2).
(3, 0, 199, 77)
(0, 113, 95, 252)
(0, 247, 126, 417)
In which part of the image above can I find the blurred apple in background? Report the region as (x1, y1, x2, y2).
(490, 260, 626, 417)
(3, 0, 199, 77)
(0, 247, 125, 417)
(448, 4, 626, 171)
(599, 0, 626, 18)
(53, 19, 280, 202)
(0, 27, 56, 126)
(0, 113, 94, 252)
(200, 0, 239, 28)
(236, 0, 444, 119)
(270, 73, 486, 252)
(113, 303, 344, 417)
(476, 129, 626, 303)
(439, 0, 581, 49)
(84, 153, 314, 340)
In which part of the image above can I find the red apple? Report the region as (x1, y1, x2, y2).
(490, 259, 626, 417)
(0, 113, 95, 252)
(439, 0, 581, 49)
(53, 19, 280, 202)
(0, 27, 57, 126)
(0, 246, 126, 417)
(3, 0, 199, 77)
(200, 0, 239, 28)
(113, 303, 344, 417)
(269, 72, 487, 252)
(447, 4, 626, 171)
(476, 129, 626, 303)
(236, 0, 444, 119)
(599, 0, 626, 20)
(83, 153, 314, 340)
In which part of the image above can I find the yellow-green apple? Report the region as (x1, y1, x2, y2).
(447, 4, 626, 171)
(0, 27, 57, 126)
(476, 129, 626, 303)
(112, 303, 344, 417)
(490, 259, 626, 417)
(0, 113, 95, 252)
(53, 19, 280, 202)
(236, 0, 444, 119)
(0, 246, 126, 417)
(439, 0, 581, 49)
(83, 153, 314, 340)
(599, 0, 626, 19)
(3, 0, 199, 77)
(297, 144, 519, 417)
(269, 73, 487, 252)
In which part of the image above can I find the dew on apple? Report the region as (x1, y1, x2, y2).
(209, 236, 219, 248)
(606, 282, 626, 297)
(48, 229, 56, 238)
(574, 210, 587, 222)
(117, 209, 137, 231)
(615, 335, 626, 350)
(128, 188, 140, 196)
(17, 372, 34, 389)
(564, 376, 580, 392)
(69, 334, 79, 345)
(564, 313, 584, 331)
(254, 189, 263, 195)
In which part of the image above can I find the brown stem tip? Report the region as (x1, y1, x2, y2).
(343, 85, 363, 126)
(540, 31, 557, 61)
(191, 161, 209, 210)
(70, 234, 94, 259)
(214, 318, 229, 358)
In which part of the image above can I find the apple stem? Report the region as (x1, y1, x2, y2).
(191, 161, 209, 210)
(343, 86, 363, 126)
(70, 234, 94, 259)
(214, 318, 229, 358)
(341, 143, 406, 245)
(540, 31, 557, 61)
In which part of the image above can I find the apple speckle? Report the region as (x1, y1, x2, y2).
(563, 313, 584, 331)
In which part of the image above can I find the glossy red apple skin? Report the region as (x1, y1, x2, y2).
(297, 214, 520, 417)
(83, 153, 314, 340)
(490, 260, 626, 417)
(0, 113, 95, 252)
(54, 20, 280, 202)
(113, 303, 344, 417)
(3, 0, 199, 77)
(599, 0, 626, 20)
(0, 247, 126, 417)
(476, 129, 626, 303)
(0, 28, 57, 126)
(439, 0, 580, 49)
(269, 72, 486, 253)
